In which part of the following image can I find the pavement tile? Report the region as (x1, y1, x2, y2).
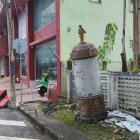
(0, 78, 91, 140)
(19, 102, 92, 140)
(0, 77, 48, 105)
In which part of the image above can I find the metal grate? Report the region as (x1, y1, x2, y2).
(118, 76, 140, 117)
(100, 73, 140, 117)
(70, 71, 140, 117)
(30, 80, 37, 93)
(100, 73, 109, 108)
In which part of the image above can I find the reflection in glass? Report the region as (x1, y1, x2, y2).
(22, 53, 27, 76)
(35, 40, 57, 81)
(33, 0, 55, 31)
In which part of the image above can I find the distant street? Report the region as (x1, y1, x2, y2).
(0, 109, 52, 140)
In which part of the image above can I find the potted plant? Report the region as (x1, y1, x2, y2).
(128, 58, 133, 71)
(98, 23, 118, 70)
(67, 57, 72, 70)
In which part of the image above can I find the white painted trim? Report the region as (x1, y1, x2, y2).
(88, 0, 101, 4)
(0, 120, 27, 127)
(0, 136, 39, 140)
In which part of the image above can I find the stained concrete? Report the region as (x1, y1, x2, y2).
(0, 108, 53, 140)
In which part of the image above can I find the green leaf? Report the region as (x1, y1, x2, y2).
(98, 22, 118, 64)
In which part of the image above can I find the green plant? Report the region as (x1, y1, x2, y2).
(53, 110, 128, 140)
(131, 66, 140, 72)
(128, 58, 133, 71)
(138, 54, 140, 64)
(129, 38, 134, 48)
(38, 103, 48, 110)
(128, 58, 140, 72)
(67, 57, 72, 70)
(98, 23, 118, 63)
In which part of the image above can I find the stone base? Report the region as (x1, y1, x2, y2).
(79, 94, 107, 121)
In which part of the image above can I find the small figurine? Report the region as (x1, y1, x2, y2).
(78, 25, 86, 44)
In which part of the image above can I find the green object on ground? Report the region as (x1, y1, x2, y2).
(53, 110, 137, 140)
(41, 75, 49, 88)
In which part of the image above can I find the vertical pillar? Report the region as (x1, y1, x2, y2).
(12, 16, 19, 82)
(6, 0, 16, 107)
(26, 1, 34, 84)
(5, 29, 9, 77)
(56, 0, 61, 95)
(5, 56, 9, 77)
(133, 0, 139, 67)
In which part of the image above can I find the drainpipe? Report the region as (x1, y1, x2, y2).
(4, 0, 16, 107)
(133, 0, 139, 67)
(121, 0, 128, 72)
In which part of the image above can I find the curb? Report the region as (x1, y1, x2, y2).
(18, 100, 40, 105)
(18, 106, 60, 140)
(18, 102, 92, 140)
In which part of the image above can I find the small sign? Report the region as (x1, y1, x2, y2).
(10, 61, 15, 76)
(88, 0, 101, 3)
(16, 53, 25, 63)
(13, 38, 28, 54)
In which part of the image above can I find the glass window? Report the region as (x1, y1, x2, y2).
(129, 0, 133, 13)
(18, 10, 27, 76)
(0, 57, 6, 76)
(35, 40, 57, 81)
(16, 53, 27, 76)
(18, 10, 26, 39)
(33, 0, 56, 31)
(22, 53, 27, 76)
(88, 0, 101, 3)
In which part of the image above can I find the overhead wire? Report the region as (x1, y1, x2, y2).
(4, 1, 12, 61)
(2, 0, 17, 107)
(13, 1, 62, 70)
(13, 0, 68, 119)
(0, 4, 8, 52)
(13, 0, 28, 77)
(14, 0, 39, 119)
(23, 3, 67, 70)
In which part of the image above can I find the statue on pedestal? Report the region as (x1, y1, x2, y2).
(78, 25, 86, 44)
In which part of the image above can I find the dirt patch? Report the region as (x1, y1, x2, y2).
(37, 99, 139, 140)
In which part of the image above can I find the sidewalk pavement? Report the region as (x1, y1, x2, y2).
(0, 77, 91, 140)
(0, 77, 47, 105)
(19, 102, 91, 140)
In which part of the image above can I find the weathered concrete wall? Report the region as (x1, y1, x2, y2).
(61, 61, 67, 94)
(60, 0, 133, 71)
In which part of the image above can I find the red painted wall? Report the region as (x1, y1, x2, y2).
(5, 56, 9, 77)
(26, 0, 34, 85)
(0, 34, 9, 77)
(20, 0, 61, 95)
(12, 16, 20, 83)
(56, 0, 61, 95)
(0, 35, 8, 56)
(28, 0, 60, 95)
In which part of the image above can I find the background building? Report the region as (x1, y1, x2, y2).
(0, 0, 136, 95)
